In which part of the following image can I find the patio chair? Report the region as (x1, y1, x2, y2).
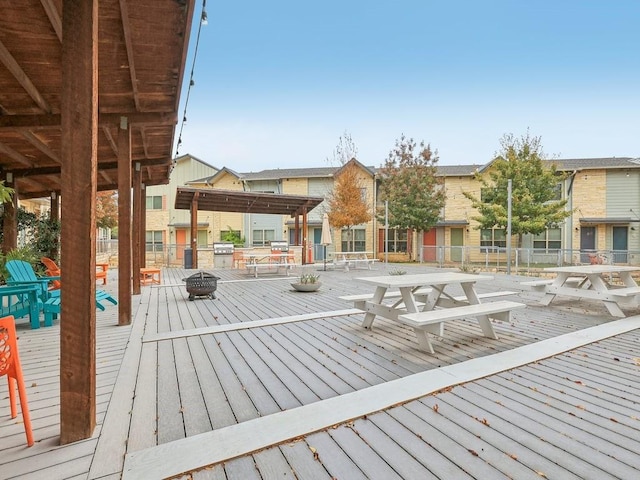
(41, 257, 108, 286)
(0, 315, 34, 446)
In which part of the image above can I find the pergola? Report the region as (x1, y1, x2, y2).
(0, 1, 195, 442)
(174, 187, 325, 266)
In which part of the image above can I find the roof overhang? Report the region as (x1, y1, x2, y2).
(579, 218, 635, 224)
(174, 187, 324, 217)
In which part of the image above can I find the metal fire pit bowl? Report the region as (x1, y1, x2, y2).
(183, 271, 220, 300)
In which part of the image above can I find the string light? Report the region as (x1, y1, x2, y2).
(175, 0, 207, 159)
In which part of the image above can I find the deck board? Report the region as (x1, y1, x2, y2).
(4, 264, 640, 479)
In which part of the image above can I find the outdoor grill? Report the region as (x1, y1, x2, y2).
(183, 271, 220, 300)
(213, 242, 235, 269)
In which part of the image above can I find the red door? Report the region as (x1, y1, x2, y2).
(423, 229, 436, 262)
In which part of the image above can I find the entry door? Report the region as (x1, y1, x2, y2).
(580, 226, 596, 263)
(313, 228, 325, 261)
(612, 226, 628, 263)
(175, 229, 186, 260)
(450, 228, 464, 262)
(422, 229, 436, 262)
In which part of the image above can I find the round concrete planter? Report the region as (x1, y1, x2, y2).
(291, 282, 322, 292)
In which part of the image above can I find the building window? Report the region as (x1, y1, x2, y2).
(252, 229, 275, 246)
(382, 229, 408, 253)
(146, 230, 164, 252)
(341, 228, 366, 251)
(197, 230, 208, 247)
(146, 195, 162, 210)
(533, 228, 561, 251)
(480, 228, 506, 252)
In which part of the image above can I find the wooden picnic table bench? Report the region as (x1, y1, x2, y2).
(398, 300, 526, 353)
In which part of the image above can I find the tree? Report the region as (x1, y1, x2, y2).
(327, 130, 358, 166)
(0, 181, 14, 204)
(326, 160, 371, 251)
(377, 135, 445, 259)
(96, 191, 118, 230)
(463, 131, 571, 247)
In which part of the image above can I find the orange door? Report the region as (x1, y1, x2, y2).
(422, 229, 437, 262)
(176, 229, 186, 260)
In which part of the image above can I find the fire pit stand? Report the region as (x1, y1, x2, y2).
(183, 271, 220, 300)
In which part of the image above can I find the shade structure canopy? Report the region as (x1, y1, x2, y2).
(0, 0, 194, 199)
(175, 187, 325, 217)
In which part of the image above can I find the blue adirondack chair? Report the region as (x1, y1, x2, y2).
(0, 284, 43, 329)
(5, 260, 117, 324)
(5, 260, 60, 302)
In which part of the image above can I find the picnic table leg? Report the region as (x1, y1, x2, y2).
(588, 274, 626, 317)
(361, 286, 386, 329)
(413, 329, 435, 354)
(460, 282, 499, 338)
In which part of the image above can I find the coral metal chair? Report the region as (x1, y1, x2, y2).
(0, 315, 34, 446)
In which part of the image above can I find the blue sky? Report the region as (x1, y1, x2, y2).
(175, 0, 639, 171)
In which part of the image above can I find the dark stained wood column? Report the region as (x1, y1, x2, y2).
(190, 192, 199, 268)
(302, 207, 308, 264)
(132, 163, 142, 294)
(49, 191, 60, 259)
(60, 0, 98, 444)
(117, 119, 132, 323)
(2, 172, 17, 254)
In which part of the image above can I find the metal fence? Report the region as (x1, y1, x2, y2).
(97, 239, 640, 275)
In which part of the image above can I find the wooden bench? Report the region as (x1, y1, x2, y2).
(398, 300, 527, 353)
(43, 290, 118, 325)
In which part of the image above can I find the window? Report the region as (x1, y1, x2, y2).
(341, 228, 366, 251)
(252, 229, 275, 246)
(146, 195, 162, 210)
(533, 228, 561, 251)
(382, 229, 408, 253)
(480, 228, 506, 252)
(197, 230, 208, 247)
(146, 230, 164, 252)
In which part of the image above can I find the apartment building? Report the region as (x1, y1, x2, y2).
(145, 155, 640, 265)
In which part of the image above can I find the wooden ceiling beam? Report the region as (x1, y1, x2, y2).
(21, 130, 61, 163)
(102, 125, 118, 156)
(0, 40, 52, 113)
(118, 0, 141, 111)
(12, 156, 173, 177)
(0, 141, 35, 167)
(0, 112, 177, 130)
(40, 0, 63, 42)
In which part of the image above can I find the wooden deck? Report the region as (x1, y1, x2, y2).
(2, 264, 640, 479)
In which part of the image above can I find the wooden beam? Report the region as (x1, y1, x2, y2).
(40, 0, 63, 42)
(59, 0, 98, 444)
(117, 118, 132, 325)
(0, 112, 177, 130)
(132, 163, 142, 294)
(0, 40, 52, 113)
(0, 141, 34, 167)
(102, 125, 118, 156)
(21, 130, 61, 163)
(12, 156, 173, 177)
(118, 0, 141, 111)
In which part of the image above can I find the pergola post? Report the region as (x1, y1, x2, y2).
(302, 207, 308, 264)
(60, 0, 98, 444)
(1, 172, 17, 254)
(190, 192, 199, 268)
(132, 162, 142, 295)
(117, 118, 132, 324)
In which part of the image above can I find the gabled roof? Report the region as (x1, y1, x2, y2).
(241, 167, 337, 181)
(550, 157, 638, 171)
(188, 167, 244, 186)
(174, 154, 218, 171)
(436, 164, 484, 176)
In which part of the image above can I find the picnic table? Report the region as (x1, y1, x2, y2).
(342, 272, 524, 352)
(331, 251, 378, 271)
(244, 253, 298, 278)
(523, 265, 640, 317)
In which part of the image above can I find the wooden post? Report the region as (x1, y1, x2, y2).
(190, 192, 199, 268)
(302, 207, 308, 265)
(117, 119, 132, 323)
(60, 0, 98, 444)
(2, 172, 17, 254)
(49, 191, 60, 259)
(132, 162, 142, 295)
